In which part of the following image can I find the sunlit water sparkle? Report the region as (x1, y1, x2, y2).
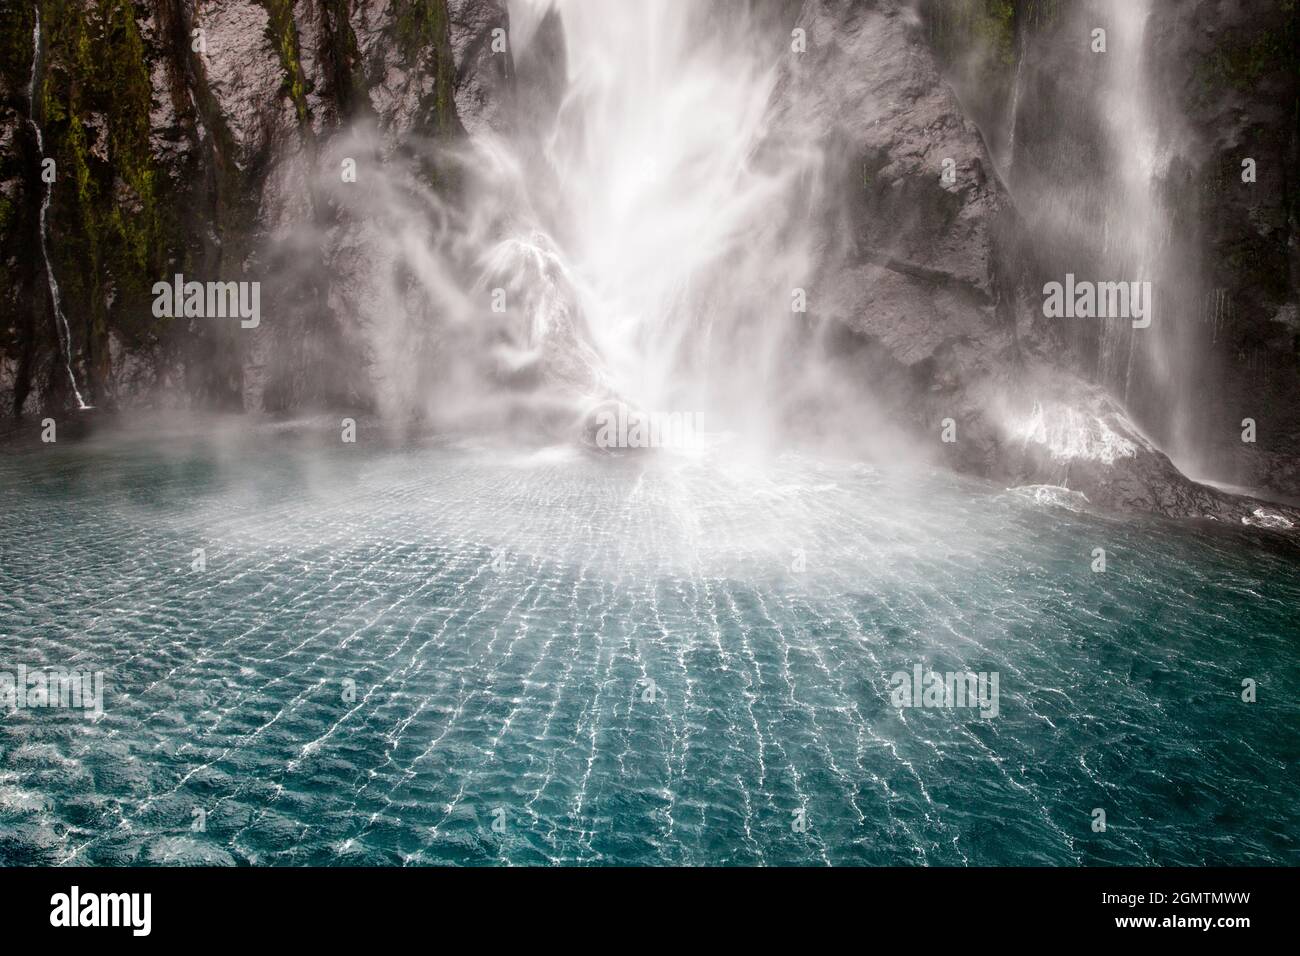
(1, 427, 1297, 865)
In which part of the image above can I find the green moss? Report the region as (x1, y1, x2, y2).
(1203, 37, 1284, 91)
(0, 4, 36, 383)
(321, 0, 366, 118)
(38, 0, 171, 359)
(391, 0, 459, 135)
(13, 0, 463, 398)
(262, 0, 311, 127)
(977, 0, 1016, 68)
(929, 0, 1018, 71)
(0, 2, 36, 96)
(1194, 6, 1299, 97)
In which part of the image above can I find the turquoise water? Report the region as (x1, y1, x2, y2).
(1, 424, 1297, 865)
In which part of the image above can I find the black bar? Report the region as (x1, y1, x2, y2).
(0, 867, 1286, 942)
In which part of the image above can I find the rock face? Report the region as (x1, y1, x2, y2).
(1151, 0, 1300, 499)
(759, 0, 1299, 520)
(0, 0, 1295, 526)
(446, 0, 511, 137)
(768, 0, 1036, 483)
(915, 0, 1299, 508)
(0, 0, 508, 416)
(990, 370, 1298, 525)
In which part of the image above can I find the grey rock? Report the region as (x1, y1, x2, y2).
(447, 0, 512, 137)
(197, 1, 286, 168)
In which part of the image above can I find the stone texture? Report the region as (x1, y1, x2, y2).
(0, 0, 507, 418)
(0, 0, 1294, 527)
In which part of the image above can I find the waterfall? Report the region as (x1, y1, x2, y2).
(309, 1, 820, 441)
(26, 5, 90, 411)
(1004, 28, 1027, 181)
(505, 0, 818, 430)
(1088, 0, 1214, 473)
(1009, 0, 1206, 470)
(1092, 0, 1164, 399)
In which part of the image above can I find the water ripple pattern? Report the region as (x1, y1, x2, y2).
(1, 431, 1297, 865)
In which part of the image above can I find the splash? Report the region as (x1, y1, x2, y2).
(518, 0, 814, 423)
(312, 1, 824, 448)
(1012, 1, 1204, 471)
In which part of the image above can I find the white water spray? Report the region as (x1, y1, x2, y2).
(27, 5, 90, 411)
(1089, 0, 1214, 478)
(317, 0, 827, 447)
(520, 0, 812, 422)
(1009, 0, 1205, 473)
(1092, 0, 1168, 392)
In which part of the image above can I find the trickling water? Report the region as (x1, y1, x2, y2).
(1004, 47, 1024, 178)
(26, 5, 90, 411)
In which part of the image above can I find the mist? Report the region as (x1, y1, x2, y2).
(253, 0, 922, 468)
(2, 0, 1298, 881)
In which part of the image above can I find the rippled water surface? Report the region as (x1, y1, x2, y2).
(2, 426, 1297, 865)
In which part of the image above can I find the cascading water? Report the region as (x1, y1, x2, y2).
(1003, 31, 1026, 177)
(26, 5, 90, 410)
(1007, 0, 1210, 471)
(1, 0, 1297, 872)
(512, 0, 814, 425)
(1090, 0, 1167, 406)
(325, 1, 822, 445)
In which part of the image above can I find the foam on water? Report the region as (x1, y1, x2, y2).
(1007, 485, 1092, 513)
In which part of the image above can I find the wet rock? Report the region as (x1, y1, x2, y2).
(447, 0, 512, 137)
(0, 0, 509, 417)
(765, 0, 1296, 521)
(197, 2, 285, 166)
